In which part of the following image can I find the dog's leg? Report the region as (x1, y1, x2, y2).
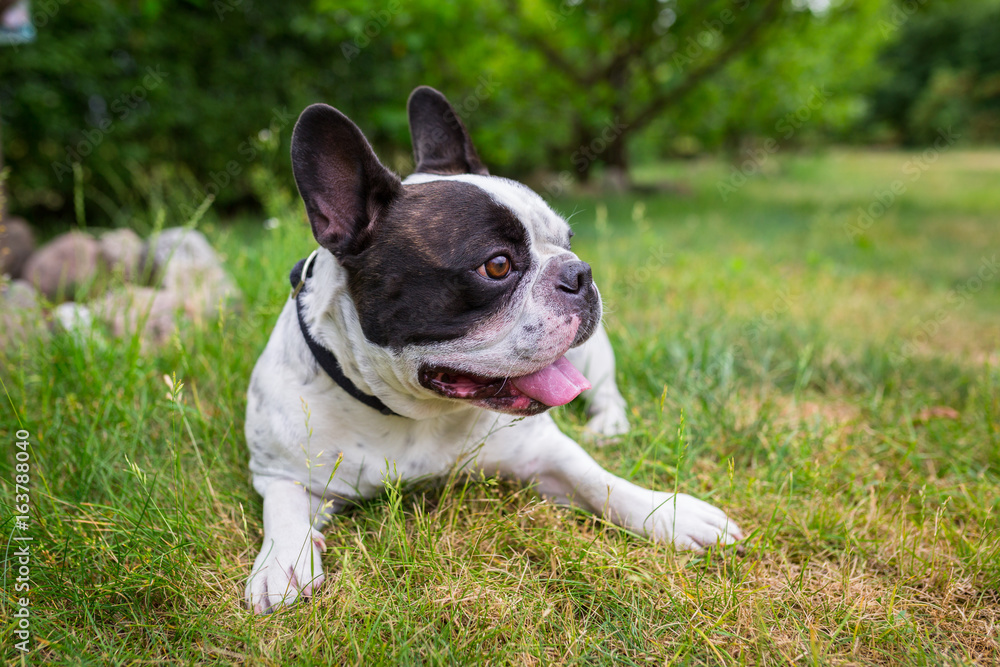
(483, 425, 741, 550)
(565, 322, 630, 442)
(245, 478, 330, 614)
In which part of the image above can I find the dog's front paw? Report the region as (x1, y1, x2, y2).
(645, 493, 742, 551)
(581, 403, 630, 444)
(245, 528, 327, 614)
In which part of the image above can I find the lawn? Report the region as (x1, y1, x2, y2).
(2, 149, 998, 665)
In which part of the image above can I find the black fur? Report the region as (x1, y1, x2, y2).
(407, 86, 489, 176)
(291, 86, 593, 351)
(291, 104, 402, 256)
(344, 180, 531, 349)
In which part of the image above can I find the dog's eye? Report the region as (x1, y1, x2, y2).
(477, 255, 511, 280)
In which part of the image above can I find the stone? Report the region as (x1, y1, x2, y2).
(144, 227, 241, 322)
(95, 286, 184, 349)
(52, 302, 96, 341)
(22, 231, 100, 301)
(0, 279, 48, 351)
(0, 216, 36, 279)
(145, 227, 220, 272)
(98, 228, 146, 283)
(2, 278, 38, 310)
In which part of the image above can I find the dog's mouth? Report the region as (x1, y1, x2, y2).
(418, 356, 591, 415)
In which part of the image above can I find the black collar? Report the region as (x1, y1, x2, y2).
(290, 251, 401, 417)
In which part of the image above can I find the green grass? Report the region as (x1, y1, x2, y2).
(2, 148, 998, 665)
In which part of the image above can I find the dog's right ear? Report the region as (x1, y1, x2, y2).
(407, 86, 489, 176)
(291, 104, 402, 256)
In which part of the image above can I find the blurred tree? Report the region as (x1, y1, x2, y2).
(0, 0, 353, 227)
(662, 0, 886, 152)
(0, 0, 912, 225)
(497, 0, 787, 183)
(323, 0, 889, 186)
(329, 0, 790, 182)
(866, 0, 1000, 143)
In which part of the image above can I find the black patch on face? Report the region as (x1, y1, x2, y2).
(341, 180, 531, 349)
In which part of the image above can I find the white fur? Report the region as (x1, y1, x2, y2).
(244, 175, 741, 614)
(402, 173, 570, 250)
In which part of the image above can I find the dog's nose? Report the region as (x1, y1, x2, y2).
(557, 260, 593, 295)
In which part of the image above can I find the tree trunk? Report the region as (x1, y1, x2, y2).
(573, 121, 594, 184)
(602, 131, 630, 192)
(571, 119, 631, 189)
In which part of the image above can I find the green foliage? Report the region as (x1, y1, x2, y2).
(4, 0, 995, 226)
(644, 0, 887, 154)
(0, 0, 351, 226)
(324, 0, 883, 176)
(867, 0, 1000, 144)
(2, 0, 897, 226)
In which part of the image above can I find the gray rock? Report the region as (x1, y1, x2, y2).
(98, 228, 146, 282)
(0, 216, 36, 279)
(146, 227, 220, 272)
(145, 227, 241, 322)
(52, 301, 95, 335)
(95, 286, 183, 349)
(3, 279, 38, 310)
(22, 231, 100, 301)
(0, 279, 48, 350)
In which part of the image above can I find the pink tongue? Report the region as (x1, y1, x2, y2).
(510, 356, 591, 407)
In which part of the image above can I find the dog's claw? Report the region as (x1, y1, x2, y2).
(245, 531, 326, 614)
(640, 492, 743, 552)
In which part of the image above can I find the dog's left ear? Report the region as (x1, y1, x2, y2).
(407, 86, 489, 176)
(291, 104, 402, 257)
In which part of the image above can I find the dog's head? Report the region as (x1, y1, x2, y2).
(291, 86, 600, 416)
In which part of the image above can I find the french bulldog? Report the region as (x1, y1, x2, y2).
(244, 86, 742, 614)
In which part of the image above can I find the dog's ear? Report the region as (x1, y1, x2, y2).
(291, 104, 402, 256)
(407, 86, 489, 176)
